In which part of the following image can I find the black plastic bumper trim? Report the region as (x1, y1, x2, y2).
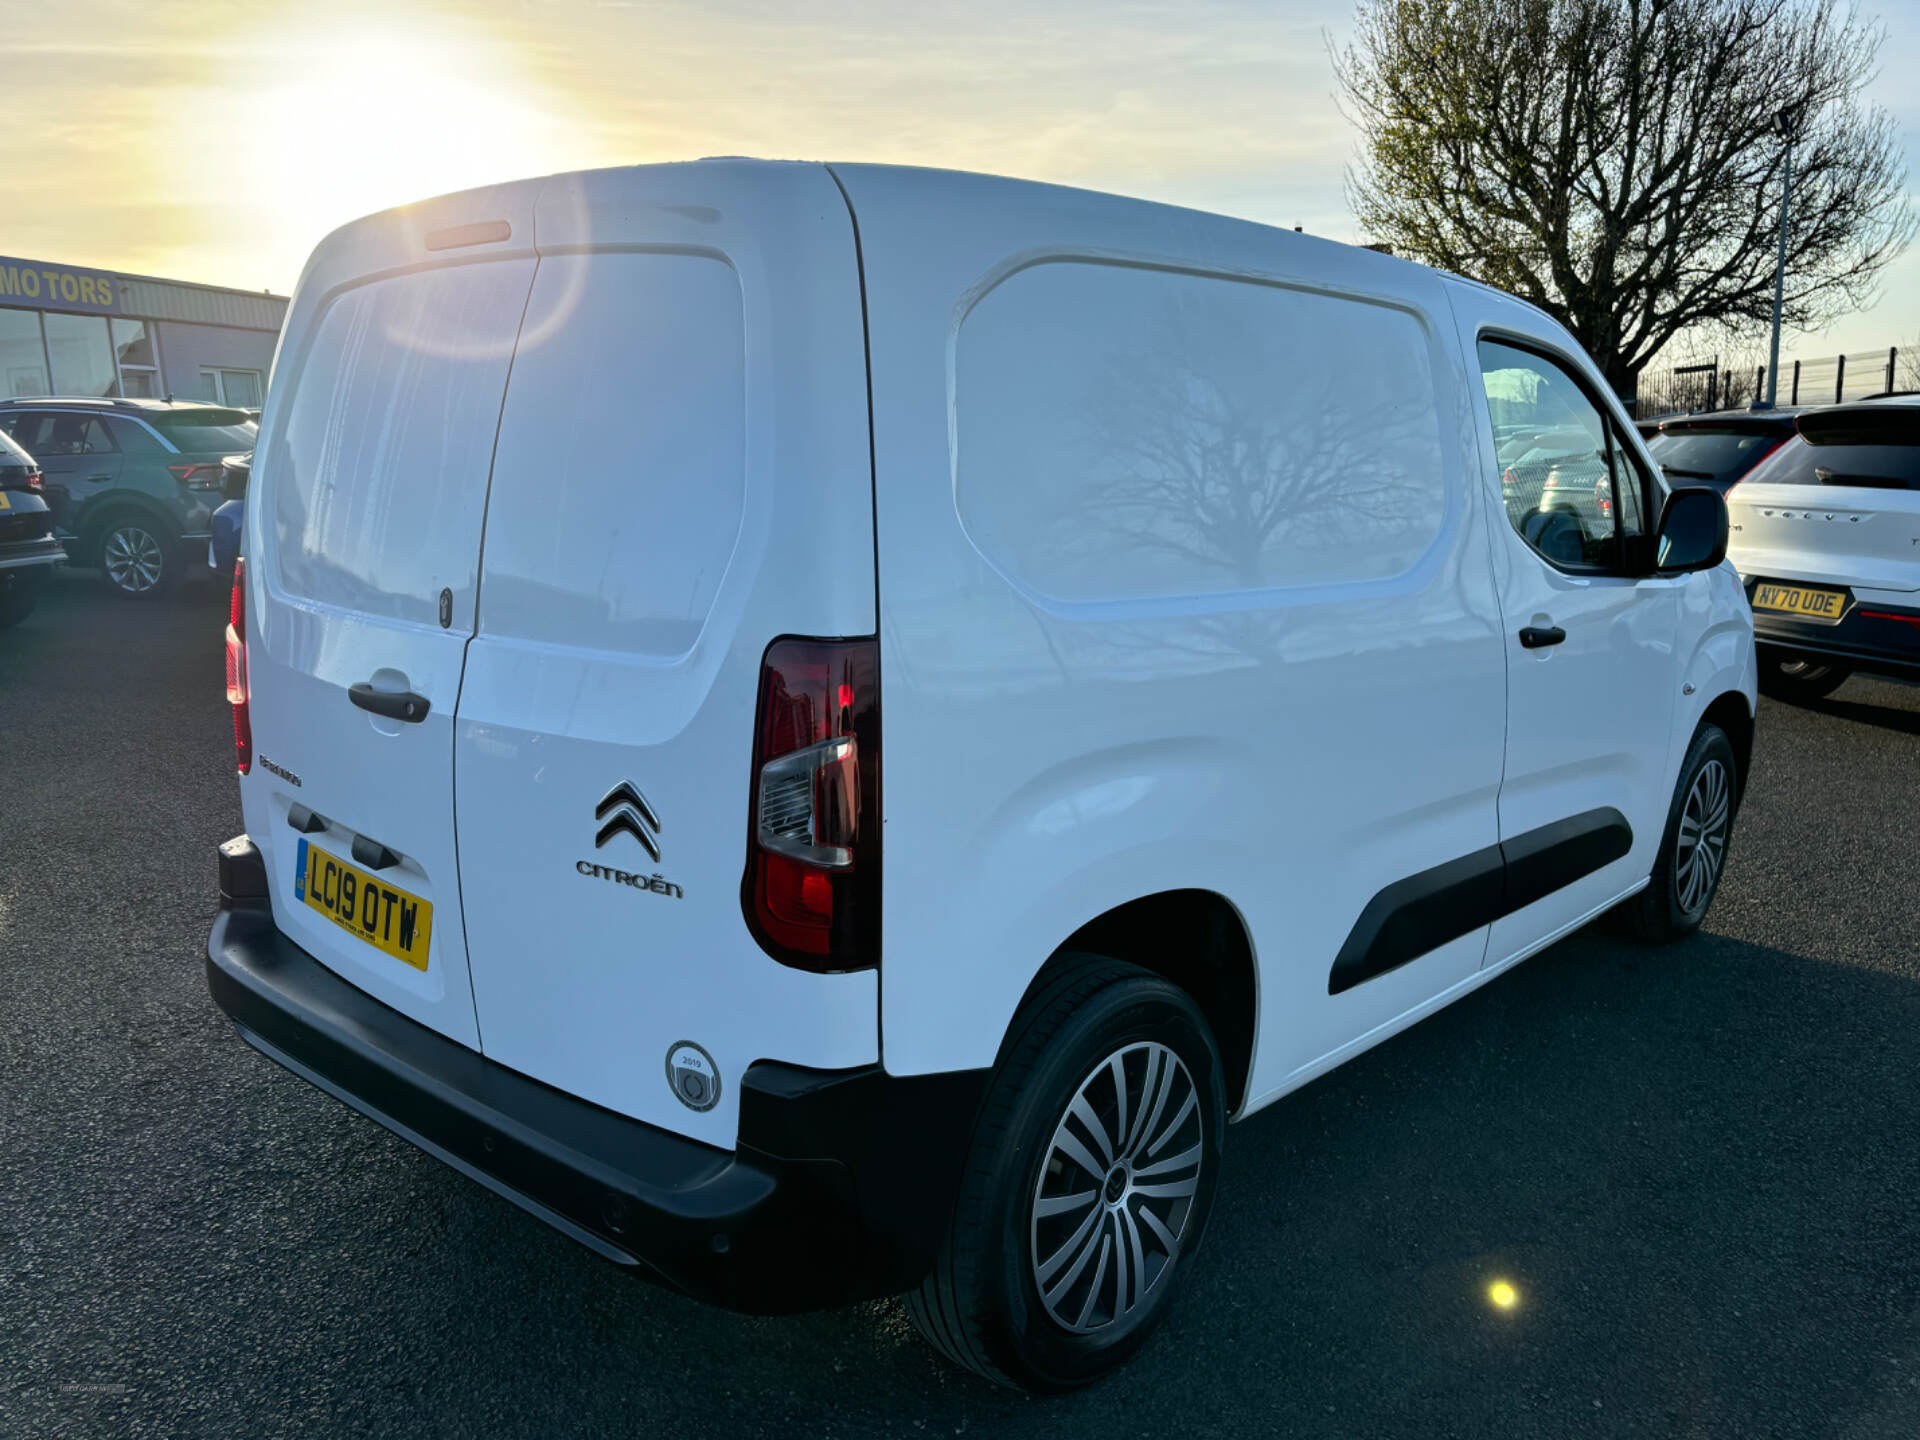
(206, 837, 987, 1313)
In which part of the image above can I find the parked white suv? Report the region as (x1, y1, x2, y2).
(1724, 398, 1920, 701)
(206, 160, 1756, 1391)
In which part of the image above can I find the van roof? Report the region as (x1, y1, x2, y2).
(332, 157, 1425, 274)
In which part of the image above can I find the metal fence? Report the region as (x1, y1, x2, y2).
(1635, 346, 1907, 418)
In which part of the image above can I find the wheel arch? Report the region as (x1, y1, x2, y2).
(1009, 889, 1258, 1114)
(1700, 690, 1754, 805)
(79, 496, 181, 552)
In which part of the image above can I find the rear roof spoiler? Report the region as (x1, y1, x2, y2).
(1796, 405, 1920, 447)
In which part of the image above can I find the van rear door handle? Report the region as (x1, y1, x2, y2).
(1518, 626, 1567, 649)
(348, 683, 430, 722)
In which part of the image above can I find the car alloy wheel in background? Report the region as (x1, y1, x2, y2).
(101, 523, 166, 596)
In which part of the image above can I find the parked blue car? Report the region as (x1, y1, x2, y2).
(208, 453, 249, 575)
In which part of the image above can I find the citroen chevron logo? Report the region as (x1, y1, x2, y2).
(595, 782, 662, 860)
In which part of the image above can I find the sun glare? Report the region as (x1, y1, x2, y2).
(231, 20, 576, 270)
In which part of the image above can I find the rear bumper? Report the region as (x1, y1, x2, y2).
(206, 836, 987, 1314)
(1748, 585, 1920, 680)
(0, 536, 64, 572)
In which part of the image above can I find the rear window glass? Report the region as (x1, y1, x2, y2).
(1739, 435, 1920, 490)
(478, 252, 745, 658)
(149, 410, 257, 452)
(269, 260, 535, 625)
(955, 261, 1446, 605)
(1647, 429, 1782, 488)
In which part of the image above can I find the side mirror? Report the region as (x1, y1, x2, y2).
(1654, 486, 1728, 573)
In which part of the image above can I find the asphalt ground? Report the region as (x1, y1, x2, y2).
(5, 565, 1920, 1439)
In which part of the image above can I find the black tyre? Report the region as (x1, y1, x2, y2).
(906, 955, 1224, 1392)
(94, 513, 177, 598)
(1622, 722, 1739, 943)
(0, 568, 45, 628)
(1757, 650, 1849, 703)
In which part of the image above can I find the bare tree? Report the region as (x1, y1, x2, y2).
(1336, 0, 1913, 401)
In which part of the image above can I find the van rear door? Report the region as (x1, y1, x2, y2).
(453, 162, 880, 1147)
(242, 191, 538, 1048)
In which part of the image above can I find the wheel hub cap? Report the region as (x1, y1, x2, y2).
(1030, 1040, 1203, 1335)
(103, 526, 163, 593)
(1675, 758, 1730, 916)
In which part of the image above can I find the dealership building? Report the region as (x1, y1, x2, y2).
(0, 254, 287, 409)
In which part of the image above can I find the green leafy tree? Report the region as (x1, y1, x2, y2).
(1336, 0, 1913, 401)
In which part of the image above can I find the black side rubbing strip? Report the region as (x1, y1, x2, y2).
(1500, 808, 1633, 914)
(1328, 807, 1633, 995)
(1327, 846, 1505, 997)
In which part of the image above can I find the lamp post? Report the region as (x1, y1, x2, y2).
(1762, 106, 1800, 409)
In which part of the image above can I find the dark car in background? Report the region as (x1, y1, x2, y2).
(0, 398, 257, 598)
(1642, 409, 1800, 493)
(0, 428, 63, 628)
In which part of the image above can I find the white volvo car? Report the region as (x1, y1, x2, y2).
(206, 160, 1755, 1391)
(1725, 398, 1920, 701)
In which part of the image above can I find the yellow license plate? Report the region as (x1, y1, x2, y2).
(0, 491, 10, 510)
(1752, 582, 1847, 622)
(294, 837, 432, 971)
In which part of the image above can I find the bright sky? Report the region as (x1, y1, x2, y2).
(6, 0, 1918, 363)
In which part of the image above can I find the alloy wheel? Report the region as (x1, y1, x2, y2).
(1675, 757, 1730, 915)
(102, 525, 164, 594)
(1029, 1040, 1203, 1335)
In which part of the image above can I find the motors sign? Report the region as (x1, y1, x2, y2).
(0, 257, 120, 313)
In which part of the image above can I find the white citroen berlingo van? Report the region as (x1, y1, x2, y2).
(207, 159, 1756, 1391)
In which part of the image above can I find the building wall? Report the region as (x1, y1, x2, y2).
(154, 321, 278, 402)
(0, 254, 286, 402)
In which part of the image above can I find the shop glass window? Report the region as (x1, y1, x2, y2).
(204, 368, 264, 408)
(44, 312, 116, 396)
(112, 318, 160, 398)
(0, 307, 50, 397)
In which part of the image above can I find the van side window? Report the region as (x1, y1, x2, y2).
(1606, 427, 1650, 540)
(1477, 340, 1625, 571)
(954, 262, 1448, 605)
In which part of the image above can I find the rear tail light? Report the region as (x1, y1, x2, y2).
(743, 637, 880, 972)
(1596, 478, 1613, 518)
(170, 462, 223, 490)
(226, 557, 251, 775)
(25, 468, 41, 490)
